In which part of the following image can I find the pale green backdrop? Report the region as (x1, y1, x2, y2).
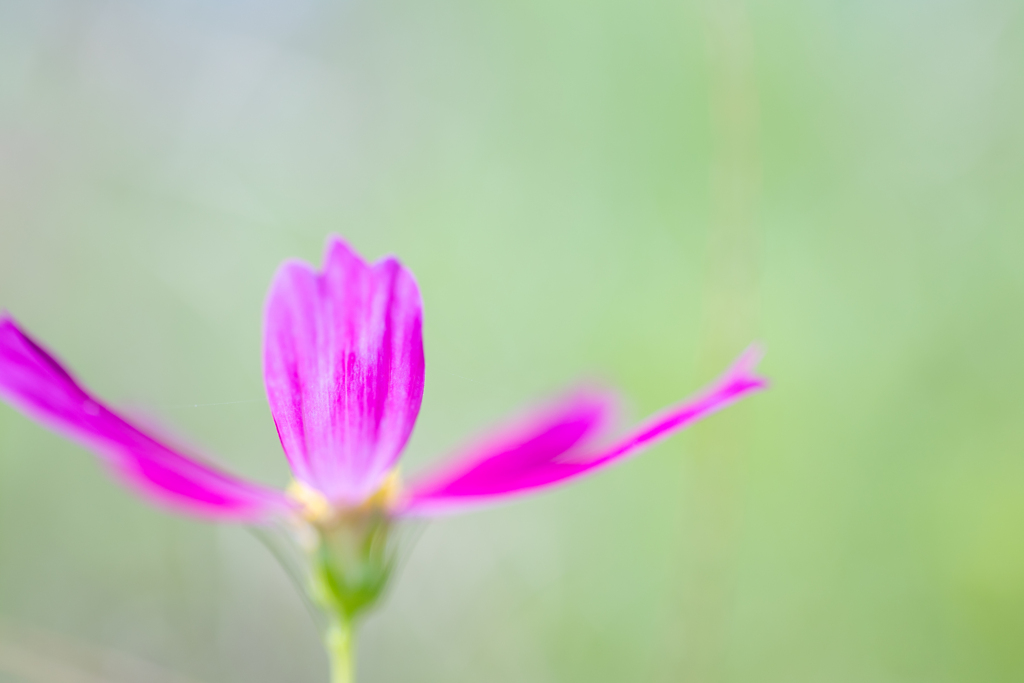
(0, 1, 1022, 682)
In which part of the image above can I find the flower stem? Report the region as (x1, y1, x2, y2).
(326, 619, 355, 683)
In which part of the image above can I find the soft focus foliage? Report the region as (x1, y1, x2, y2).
(0, 1, 1022, 682)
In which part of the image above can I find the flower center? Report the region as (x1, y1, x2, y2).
(287, 470, 402, 525)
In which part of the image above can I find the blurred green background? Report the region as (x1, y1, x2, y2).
(1, 0, 1023, 681)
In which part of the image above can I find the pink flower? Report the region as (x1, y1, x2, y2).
(0, 237, 767, 524)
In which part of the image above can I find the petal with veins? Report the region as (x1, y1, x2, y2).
(263, 237, 425, 504)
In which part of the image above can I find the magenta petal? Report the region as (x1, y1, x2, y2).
(400, 345, 767, 516)
(263, 237, 425, 503)
(396, 388, 618, 515)
(0, 316, 290, 521)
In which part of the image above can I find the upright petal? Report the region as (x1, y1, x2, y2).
(401, 345, 767, 515)
(263, 237, 425, 504)
(0, 315, 290, 521)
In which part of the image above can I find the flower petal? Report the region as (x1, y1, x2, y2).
(263, 237, 425, 504)
(395, 387, 619, 515)
(400, 345, 767, 515)
(0, 315, 290, 522)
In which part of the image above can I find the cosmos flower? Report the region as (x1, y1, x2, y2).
(0, 236, 766, 525)
(0, 236, 767, 681)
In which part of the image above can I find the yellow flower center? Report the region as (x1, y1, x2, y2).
(287, 470, 403, 526)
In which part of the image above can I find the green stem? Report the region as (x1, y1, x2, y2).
(326, 619, 354, 683)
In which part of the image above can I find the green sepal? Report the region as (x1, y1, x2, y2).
(309, 511, 395, 622)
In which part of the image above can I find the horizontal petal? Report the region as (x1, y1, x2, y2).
(0, 315, 290, 522)
(263, 237, 425, 504)
(395, 387, 619, 514)
(400, 345, 767, 515)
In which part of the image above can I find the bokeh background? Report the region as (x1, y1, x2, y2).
(1, 0, 1023, 681)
